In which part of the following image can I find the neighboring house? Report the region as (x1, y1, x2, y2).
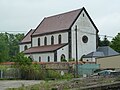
(83, 46, 119, 63)
(96, 54, 120, 69)
(19, 7, 99, 62)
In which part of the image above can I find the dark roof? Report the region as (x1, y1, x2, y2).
(83, 46, 119, 58)
(20, 29, 34, 44)
(24, 44, 67, 54)
(83, 51, 104, 58)
(97, 46, 119, 56)
(32, 8, 82, 36)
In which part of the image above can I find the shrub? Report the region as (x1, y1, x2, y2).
(46, 70, 61, 79)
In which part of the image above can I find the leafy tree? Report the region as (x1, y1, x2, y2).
(98, 35, 110, 46)
(0, 33, 24, 62)
(110, 33, 120, 53)
(0, 33, 9, 62)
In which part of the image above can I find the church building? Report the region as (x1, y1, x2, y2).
(19, 7, 99, 62)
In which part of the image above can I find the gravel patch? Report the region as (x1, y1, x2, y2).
(0, 80, 42, 90)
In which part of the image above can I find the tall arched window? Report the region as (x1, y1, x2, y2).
(51, 36, 54, 45)
(58, 34, 61, 44)
(48, 56, 50, 62)
(44, 37, 47, 45)
(38, 38, 40, 46)
(39, 57, 41, 62)
(24, 45, 28, 50)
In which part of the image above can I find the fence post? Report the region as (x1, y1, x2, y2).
(0, 70, 3, 78)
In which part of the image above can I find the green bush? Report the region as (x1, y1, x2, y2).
(61, 73, 74, 80)
(46, 70, 61, 79)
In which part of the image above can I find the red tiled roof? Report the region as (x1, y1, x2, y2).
(32, 8, 82, 36)
(20, 29, 34, 44)
(24, 44, 67, 54)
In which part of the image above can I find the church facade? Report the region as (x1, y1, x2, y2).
(19, 7, 99, 62)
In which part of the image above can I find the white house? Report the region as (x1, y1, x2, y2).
(19, 7, 99, 62)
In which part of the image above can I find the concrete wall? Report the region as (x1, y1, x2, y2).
(32, 32, 68, 47)
(96, 55, 120, 69)
(83, 58, 96, 62)
(71, 10, 97, 60)
(19, 44, 31, 52)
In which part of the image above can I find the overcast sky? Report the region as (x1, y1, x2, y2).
(0, 0, 120, 38)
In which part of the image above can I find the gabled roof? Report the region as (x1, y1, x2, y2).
(32, 9, 82, 36)
(83, 46, 119, 58)
(83, 51, 104, 58)
(97, 46, 119, 56)
(32, 7, 98, 37)
(24, 43, 67, 54)
(20, 29, 34, 44)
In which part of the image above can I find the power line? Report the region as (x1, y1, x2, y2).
(0, 31, 26, 32)
(0, 30, 115, 38)
(79, 30, 114, 38)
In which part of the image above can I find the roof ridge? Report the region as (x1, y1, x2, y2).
(45, 8, 82, 19)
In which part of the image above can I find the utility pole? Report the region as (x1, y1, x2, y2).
(75, 25, 78, 78)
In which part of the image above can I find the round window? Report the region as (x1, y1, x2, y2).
(82, 35, 88, 43)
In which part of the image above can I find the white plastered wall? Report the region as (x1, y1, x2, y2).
(26, 52, 54, 62)
(32, 32, 68, 47)
(83, 58, 96, 62)
(57, 45, 69, 62)
(19, 43, 31, 52)
(71, 10, 97, 60)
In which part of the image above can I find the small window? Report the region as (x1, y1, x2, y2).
(51, 36, 54, 45)
(39, 57, 41, 62)
(83, 13, 84, 17)
(38, 38, 40, 46)
(44, 37, 47, 45)
(58, 34, 61, 44)
(48, 56, 50, 62)
(24, 45, 28, 50)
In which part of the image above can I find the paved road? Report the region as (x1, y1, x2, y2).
(0, 80, 42, 90)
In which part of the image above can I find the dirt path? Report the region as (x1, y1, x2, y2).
(0, 80, 41, 90)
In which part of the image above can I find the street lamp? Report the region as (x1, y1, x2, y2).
(75, 25, 78, 78)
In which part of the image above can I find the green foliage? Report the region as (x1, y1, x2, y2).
(14, 53, 46, 80)
(0, 33, 24, 62)
(69, 58, 75, 62)
(46, 70, 61, 79)
(61, 73, 74, 80)
(98, 35, 110, 46)
(110, 33, 120, 53)
(61, 59, 67, 62)
(14, 52, 32, 66)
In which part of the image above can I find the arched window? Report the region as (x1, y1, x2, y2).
(61, 54, 66, 62)
(51, 36, 54, 45)
(24, 45, 28, 50)
(38, 38, 40, 46)
(44, 37, 47, 45)
(48, 56, 50, 62)
(39, 57, 41, 62)
(28, 56, 33, 62)
(58, 34, 61, 44)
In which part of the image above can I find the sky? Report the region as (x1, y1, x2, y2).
(0, 0, 120, 39)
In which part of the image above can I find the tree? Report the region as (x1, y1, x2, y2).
(98, 35, 110, 47)
(0, 33, 24, 62)
(0, 33, 9, 62)
(110, 33, 120, 53)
